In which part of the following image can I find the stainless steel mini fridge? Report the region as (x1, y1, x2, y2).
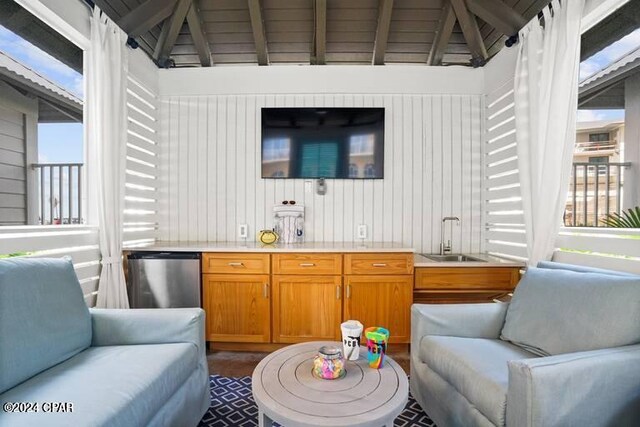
(127, 252, 200, 308)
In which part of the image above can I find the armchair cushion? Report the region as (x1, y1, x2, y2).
(420, 336, 537, 426)
(501, 267, 640, 356)
(0, 343, 197, 427)
(0, 257, 91, 394)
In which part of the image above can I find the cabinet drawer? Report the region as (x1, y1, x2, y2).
(202, 253, 270, 274)
(272, 253, 342, 275)
(344, 253, 413, 275)
(415, 267, 520, 290)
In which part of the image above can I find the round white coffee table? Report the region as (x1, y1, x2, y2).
(251, 341, 408, 427)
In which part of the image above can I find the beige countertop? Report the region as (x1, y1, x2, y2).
(124, 241, 415, 253)
(124, 241, 524, 267)
(413, 253, 525, 268)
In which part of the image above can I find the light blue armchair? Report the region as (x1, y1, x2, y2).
(0, 257, 210, 427)
(411, 262, 640, 427)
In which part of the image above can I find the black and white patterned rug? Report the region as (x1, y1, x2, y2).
(198, 375, 436, 427)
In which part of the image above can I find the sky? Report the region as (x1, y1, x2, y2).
(0, 25, 83, 163)
(576, 28, 640, 122)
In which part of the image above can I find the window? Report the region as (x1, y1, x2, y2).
(364, 163, 376, 178)
(300, 142, 338, 178)
(349, 134, 374, 155)
(588, 132, 609, 142)
(589, 156, 609, 164)
(263, 138, 290, 161)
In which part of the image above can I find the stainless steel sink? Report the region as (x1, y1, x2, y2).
(421, 254, 486, 262)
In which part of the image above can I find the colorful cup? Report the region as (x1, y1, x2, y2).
(365, 326, 390, 369)
(341, 320, 364, 361)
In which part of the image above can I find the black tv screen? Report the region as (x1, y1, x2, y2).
(261, 107, 384, 179)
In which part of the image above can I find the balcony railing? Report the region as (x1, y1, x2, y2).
(564, 162, 631, 227)
(574, 140, 618, 153)
(32, 163, 83, 225)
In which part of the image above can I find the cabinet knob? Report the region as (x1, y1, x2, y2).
(228, 262, 244, 267)
(299, 263, 315, 267)
(346, 284, 351, 299)
(263, 283, 269, 299)
(372, 263, 387, 267)
(336, 285, 341, 300)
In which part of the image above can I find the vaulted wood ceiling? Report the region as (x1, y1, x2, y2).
(94, 0, 550, 68)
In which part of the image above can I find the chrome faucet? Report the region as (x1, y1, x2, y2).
(440, 216, 460, 255)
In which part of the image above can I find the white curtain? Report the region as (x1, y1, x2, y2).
(87, 7, 130, 308)
(514, 0, 585, 266)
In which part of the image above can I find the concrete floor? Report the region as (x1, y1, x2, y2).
(207, 348, 411, 378)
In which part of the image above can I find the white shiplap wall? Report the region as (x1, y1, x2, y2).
(159, 92, 484, 253)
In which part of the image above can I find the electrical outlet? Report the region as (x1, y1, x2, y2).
(357, 224, 367, 239)
(305, 180, 313, 193)
(238, 224, 248, 239)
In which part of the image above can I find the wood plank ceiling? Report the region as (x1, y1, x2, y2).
(94, 0, 549, 68)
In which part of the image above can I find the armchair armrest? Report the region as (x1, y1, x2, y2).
(507, 344, 640, 427)
(411, 302, 509, 344)
(89, 308, 206, 359)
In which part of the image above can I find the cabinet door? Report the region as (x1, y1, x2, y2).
(344, 275, 413, 343)
(272, 275, 342, 343)
(202, 274, 271, 343)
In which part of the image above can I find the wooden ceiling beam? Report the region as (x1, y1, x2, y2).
(154, 0, 193, 65)
(186, 2, 212, 66)
(248, 0, 269, 66)
(427, 1, 456, 66)
(313, 0, 327, 65)
(372, 0, 394, 65)
(450, 0, 488, 66)
(117, 0, 178, 37)
(466, 0, 527, 36)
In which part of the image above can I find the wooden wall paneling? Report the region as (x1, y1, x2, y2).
(187, 97, 198, 241)
(196, 97, 208, 240)
(159, 96, 170, 241)
(469, 97, 484, 252)
(460, 96, 471, 253)
(451, 95, 463, 253)
(215, 96, 226, 240)
(391, 96, 402, 243)
(431, 95, 443, 254)
(226, 96, 237, 241)
(421, 96, 432, 253)
(410, 95, 422, 251)
(206, 96, 217, 241)
(401, 95, 412, 246)
(159, 93, 484, 252)
(441, 95, 453, 249)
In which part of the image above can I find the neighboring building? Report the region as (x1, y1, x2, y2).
(565, 120, 627, 227)
(577, 44, 640, 214)
(0, 50, 82, 225)
(573, 120, 624, 164)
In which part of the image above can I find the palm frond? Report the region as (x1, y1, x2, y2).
(601, 207, 640, 228)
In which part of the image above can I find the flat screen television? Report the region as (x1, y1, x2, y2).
(261, 107, 384, 179)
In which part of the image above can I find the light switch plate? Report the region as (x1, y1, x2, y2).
(305, 180, 313, 193)
(357, 224, 367, 239)
(238, 224, 248, 239)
